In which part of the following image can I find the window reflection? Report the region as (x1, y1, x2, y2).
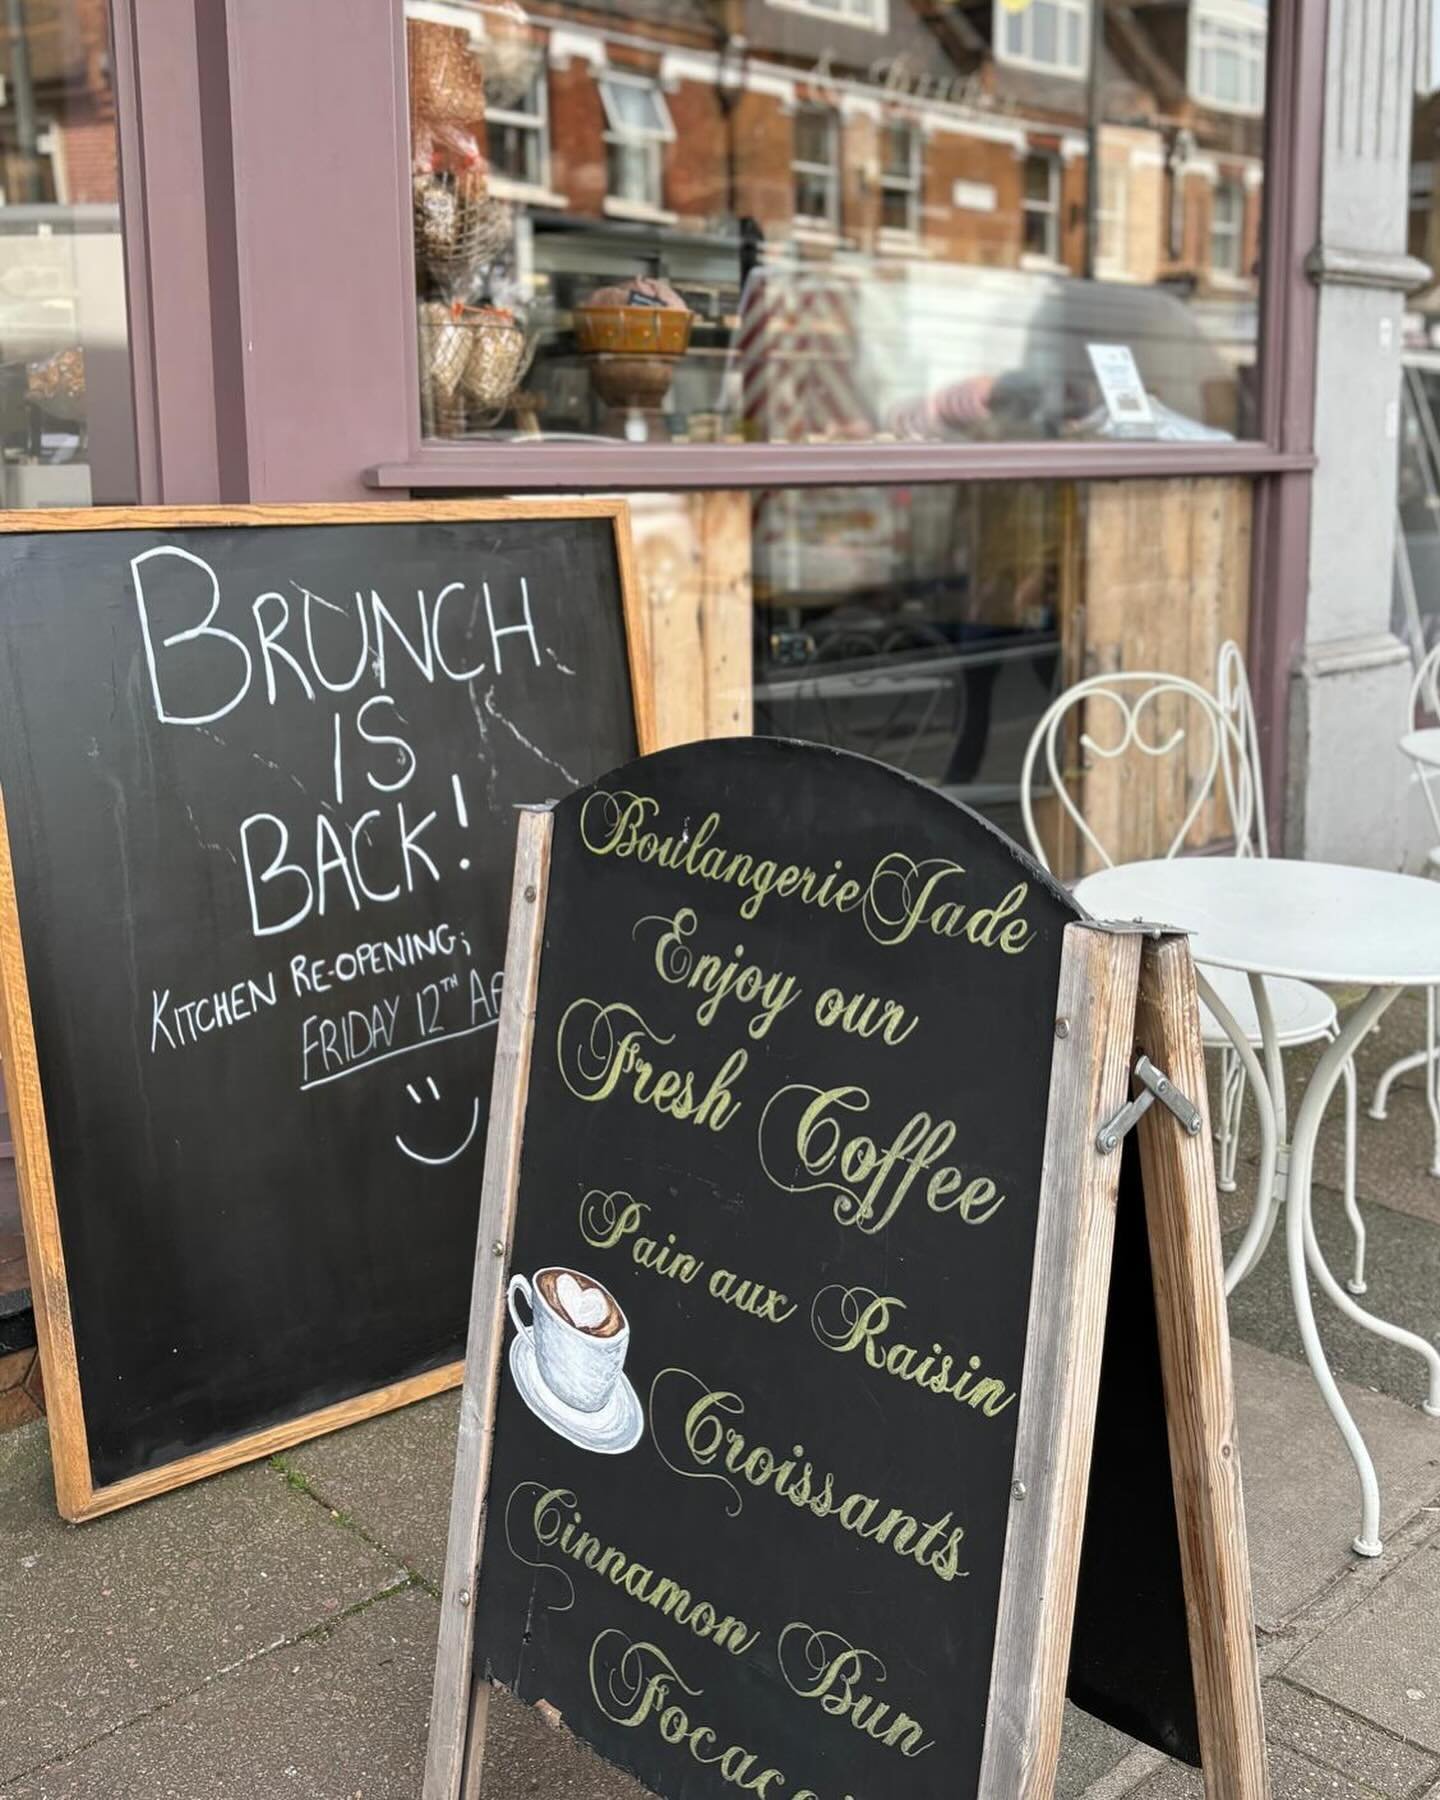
(752, 482, 1066, 836)
(407, 0, 1267, 445)
(0, 0, 131, 505)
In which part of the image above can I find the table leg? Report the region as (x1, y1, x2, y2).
(1430, 986, 1440, 1179)
(1195, 970, 1278, 1294)
(1281, 986, 1402, 1556)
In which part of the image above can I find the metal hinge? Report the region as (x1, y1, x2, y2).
(1096, 1054, 1203, 1154)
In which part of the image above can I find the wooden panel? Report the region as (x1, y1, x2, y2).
(1070, 479, 1253, 878)
(1133, 933, 1269, 1800)
(699, 490, 755, 739)
(629, 491, 753, 749)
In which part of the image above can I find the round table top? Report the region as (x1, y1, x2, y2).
(1073, 857, 1440, 988)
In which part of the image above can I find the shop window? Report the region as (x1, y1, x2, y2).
(879, 122, 920, 236)
(996, 0, 1088, 79)
(405, 0, 1269, 447)
(1022, 153, 1061, 264)
(1191, 5, 1266, 115)
(793, 107, 841, 231)
(486, 71, 550, 196)
(1210, 179, 1245, 278)
(751, 478, 1252, 847)
(598, 74, 673, 216)
(0, 0, 133, 506)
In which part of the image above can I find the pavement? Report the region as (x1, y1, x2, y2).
(6, 993, 1440, 1797)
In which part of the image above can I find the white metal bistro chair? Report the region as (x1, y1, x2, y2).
(1019, 660, 1366, 1294)
(1216, 641, 1363, 1289)
(1370, 641, 1440, 1173)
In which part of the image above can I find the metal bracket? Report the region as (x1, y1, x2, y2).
(1096, 1054, 1203, 1154)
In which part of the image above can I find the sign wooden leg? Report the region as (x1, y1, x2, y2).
(423, 807, 555, 1800)
(1133, 932, 1269, 1800)
(979, 920, 1143, 1798)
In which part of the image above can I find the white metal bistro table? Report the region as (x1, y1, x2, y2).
(1074, 857, 1440, 1557)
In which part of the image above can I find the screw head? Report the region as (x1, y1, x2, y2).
(491, 1239, 505, 1258)
(1012, 1480, 1027, 1501)
(458, 1589, 471, 1607)
(524, 884, 537, 903)
(1055, 1017, 1071, 1039)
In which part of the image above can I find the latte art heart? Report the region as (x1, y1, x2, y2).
(557, 1273, 610, 1329)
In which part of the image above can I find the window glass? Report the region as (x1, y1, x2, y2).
(747, 476, 1251, 856)
(1398, 94, 1440, 658)
(406, 0, 1268, 446)
(0, 0, 133, 505)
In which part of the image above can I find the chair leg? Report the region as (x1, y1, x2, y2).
(1429, 986, 1440, 1179)
(1341, 1054, 1366, 1295)
(1215, 1046, 1243, 1193)
(1371, 987, 1432, 1122)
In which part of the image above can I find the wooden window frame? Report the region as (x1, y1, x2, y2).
(106, 0, 1323, 851)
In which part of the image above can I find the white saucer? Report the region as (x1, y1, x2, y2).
(508, 1333, 644, 1455)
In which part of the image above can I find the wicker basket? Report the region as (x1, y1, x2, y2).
(573, 304, 693, 357)
(413, 173, 512, 295)
(418, 303, 531, 436)
(408, 18, 487, 123)
(460, 311, 530, 412)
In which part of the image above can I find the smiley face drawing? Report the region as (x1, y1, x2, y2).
(394, 1076, 481, 1166)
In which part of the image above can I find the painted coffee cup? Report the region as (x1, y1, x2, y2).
(508, 1266, 630, 1413)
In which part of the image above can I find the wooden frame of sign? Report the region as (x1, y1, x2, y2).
(425, 808, 1267, 1800)
(0, 499, 655, 1522)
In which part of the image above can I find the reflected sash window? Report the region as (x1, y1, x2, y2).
(793, 106, 841, 231)
(1191, 4, 1266, 115)
(1022, 151, 1061, 263)
(768, 0, 888, 25)
(1097, 160, 1128, 275)
(995, 0, 1089, 78)
(487, 73, 549, 193)
(598, 73, 674, 212)
(1210, 177, 1245, 277)
(879, 121, 920, 236)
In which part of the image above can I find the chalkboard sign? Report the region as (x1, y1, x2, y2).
(0, 500, 654, 1521)
(425, 740, 1268, 1800)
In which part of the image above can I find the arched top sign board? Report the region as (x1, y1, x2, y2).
(425, 740, 1269, 1800)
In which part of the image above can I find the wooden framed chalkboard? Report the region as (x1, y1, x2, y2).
(0, 499, 655, 1522)
(425, 740, 1268, 1800)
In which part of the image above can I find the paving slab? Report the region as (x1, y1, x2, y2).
(0, 1423, 407, 1787)
(0, 1584, 436, 1800)
(1222, 992, 1440, 1231)
(1127, 1742, 1389, 1797)
(1288, 1529, 1440, 1754)
(1262, 1679, 1440, 1796)
(1058, 1702, 1141, 1797)
(1224, 1190, 1440, 1412)
(479, 1686, 657, 1800)
(282, 1389, 461, 1587)
(1230, 1341, 1440, 1630)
